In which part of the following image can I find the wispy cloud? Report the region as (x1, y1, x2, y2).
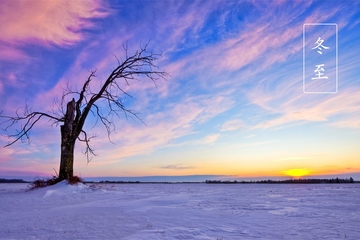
(196, 134, 221, 145)
(51, 90, 235, 169)
(245, 134, 255, 139)
(250, 87, 360, 129)
(0, 44, 28, 61)
(0, 0, 111, 116)
(1, 0, 359, 178)
(329, 116, 360, 129)
(221, 119, 245, 132)
(157, 164, 196, 170)
(238, 140, 278, 148)
(0, 0, 109, 47)
(274, 156, 317, 162)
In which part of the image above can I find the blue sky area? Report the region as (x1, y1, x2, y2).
(0, 0, 359, 180)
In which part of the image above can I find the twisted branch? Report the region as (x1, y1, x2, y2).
(1, 43, 168, 162)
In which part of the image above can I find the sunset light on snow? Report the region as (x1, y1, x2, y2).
(0, 0, 359, 181)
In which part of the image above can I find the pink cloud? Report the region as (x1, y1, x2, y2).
(161, 1, 349, 92)
(155, 1, 215, 53)
(0, 44, 28, 61)
(251, 87, 360, 129)
(78, 94, 235, 163)
(0, 0, 109, 46)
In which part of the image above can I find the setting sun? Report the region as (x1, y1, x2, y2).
(283, 169, 311, 178)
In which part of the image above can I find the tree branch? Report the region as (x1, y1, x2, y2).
(0, 108, 63, 147)
(73, 44, 167, 140)
(77, 130, 97, 164)
(0, 43, 168, 167)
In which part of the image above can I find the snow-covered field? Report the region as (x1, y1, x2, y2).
(1, 182, 359, 239)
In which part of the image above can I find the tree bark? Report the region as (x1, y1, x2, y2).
(59, 99, 76, 180)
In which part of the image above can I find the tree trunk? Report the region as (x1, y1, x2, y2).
(59, 133, 75, 180)
(59, 99, 76, 180)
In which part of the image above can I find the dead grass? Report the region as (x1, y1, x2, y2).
(67, 175, 83, 185)
(28, 175, 83, 190)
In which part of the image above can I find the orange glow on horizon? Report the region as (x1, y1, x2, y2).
(283, 168, 311, 178)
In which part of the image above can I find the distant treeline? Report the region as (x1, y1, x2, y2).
(206, 177, 357, 184)
(0, 178, 28, 183)
(93, 181, 196, 184)
(97, 180, 141, 184)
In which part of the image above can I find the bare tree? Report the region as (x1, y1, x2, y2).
(0, 44, 167, 181)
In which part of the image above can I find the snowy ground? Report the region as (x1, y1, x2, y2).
(0, 182, 359, 239)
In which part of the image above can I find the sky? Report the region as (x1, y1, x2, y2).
(0, 0, 359, 181)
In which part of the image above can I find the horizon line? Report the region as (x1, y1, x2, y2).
(2, 172, 359, 182)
